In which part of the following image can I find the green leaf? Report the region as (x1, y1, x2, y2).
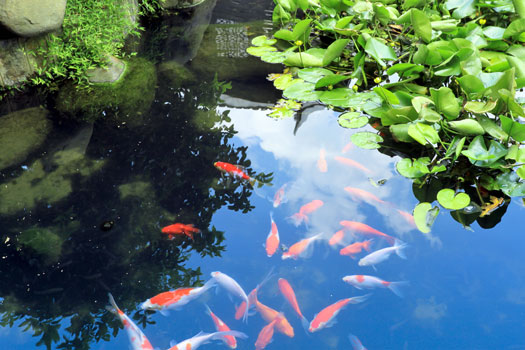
(500, 115, 525, 141)
(364, 37, 397, 68)
(430, 87, 461, 120)
(283, 82, 321, 101)
(274, 29, 295, 41)
(437, 189, 470, 210)
(323, 39, 350, 65)
(445, 0, 475, 19)
(457, 75, 485, 97)
(498, 89, 525, 117)
(517, 165, 525, 179)
(408, 123, 440, 145)
(411, 9, 432, 43)
(396, 158, 430, 178)
(503, 18, 525, 39)
(413, 202, 439, 234)
(464, 100, 497, 114)
(284, 52, 324, 67)
(495, 172, 525, 196)
(252, 36, 277, 46)
(411, 96, 434, 113)
(390, 124, 414, 142)
(419, 106, 442, 123)
(338, 112, 368, 129)
(298, 68, 333, 83)
(483, 26, 505, 40)
(246, 46, 277, 57)
(351, 131, 384, 149)
(261, 51, 289, 63)
(475, 115, 509, 141)
(373, 87, 400, 105)
(292, 19, 313, 40)
(315, 74, 350, 88)
(273, 74, 301, 90)
(461, 135, 508, 166)
(448, 119, 485, 135)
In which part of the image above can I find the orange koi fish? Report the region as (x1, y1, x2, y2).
(162, 223, 200, 240)
(340, 221, 395, 244)
(266, 213, 280, 257)
(341, 142, 353, 153)
(339, 239, 373, 259)
(344, 187, 386, 205)
(396, 209, 416, 227)
(342, 275, 408, 298)
(168, 331, 247, 350)
(308, 294, 370, 333)
(278, 278, 309, 330)
(205, 305, 238, 349)
(140, 279, 216, 312)
(328, 230, 346, 246)
(255, 314, 282, 350)
(289, 199, 324, 226)
(273, 184, 288, 208)
(348, 334, 367, 350)
(334, 156, 372, 173)
(214, 161, 256, 186)
(317, 148, 328, 172)
(107, 293, 154, 350)
(282, 233, 324, 260)
(248, 287, 294, 338)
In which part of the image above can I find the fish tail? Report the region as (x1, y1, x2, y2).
(363, 239, 373, 252)
(385, 235, 396, 245)
(388, 281, 409, 298)
(213, 330, 248, 341)
(234, 301, 247, 320)
(300, 316, 310, 334)
(201, 278, 218, 293)
(106, 293, 119, 315)
(349, 293, 371, 304)
(288, 213, 305, 226)
(394, 239, 407, 259)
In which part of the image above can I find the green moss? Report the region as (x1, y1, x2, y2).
(158, 60, 197, 90)
(0, 107, 52, 171)
(55, 57, 157, 123)
(118, 180, 155, 200)
(17, 228, 64, 264)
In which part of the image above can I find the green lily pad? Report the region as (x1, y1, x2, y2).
(350, 131, 384, 149)
(413, 202, 439, 234)
(246, 46, 277, 57)
(437, 189, 470, 210)
(283, 82, 321, 101)
(364, 37, 397, 68)
(447, 119, 485, 135)
(338, 112, 368, 129)
(408, 123, 440, 145)
(252, 35, 277, 46)
(396, 158, 429, 178)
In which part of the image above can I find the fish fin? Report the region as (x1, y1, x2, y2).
(170, 340, 178, 347)
(212, 330, 248, 341)
(363, 239, 373, 252)
(394, 239, 408, 259)
(287, 213, 305, 226)
(348, 334, 364, 350)
(349, 293, 371, 304)
(372, 265, 377, 272)
(388, 281, 409, 298)
(301, 316, 310, 335)
(159, 309, 170, 317)
(201, 278, 217, 293)
(107, 293, 118, 314)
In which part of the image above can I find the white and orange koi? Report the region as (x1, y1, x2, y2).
(340, 221, 395, 245)
(358, 239, 407, 269)
(344, 187, 386, 205)
(278, 278, 309, 331)
(107, 293, 154, 350)
(317, 148, 328, 172)
(205, 305, 238, 349)
(282, 233, 325, 260)
(289, 199, 323, 226)
(273, 184, 288, 208)
(168, 331, 247, 350)
(339, 239, 373, 259)
(308, 294, 370, 333)
(265, 213, 280, 257)
(211, 271, 250, 322)
(343, 275, 408, 297)
(335, 156, 372, 173)
(348, 334, 368, 350)
(140, 279, 216, 312)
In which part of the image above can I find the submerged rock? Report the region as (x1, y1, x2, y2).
(0, 0, 67, 37)
(0, 106, 51, 171)
(87, 55, 126, 84)
(17, 227, 64, 264)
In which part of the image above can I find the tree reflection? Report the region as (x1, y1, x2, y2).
(0, 75, 271, 349)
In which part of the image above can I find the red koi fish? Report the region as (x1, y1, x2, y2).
(107, 294, 154, 350)
(255, 314, 283, 350)
(289, 199, 323, 226)
(342, 275, 408, 297)
(278, 278, 309, 331)
(205, 305, 238, 349)
(248, 287, 294, 337)
(214, 161, 255, 186)
(140, 279, 216, 312)
(339, 240, 373, 259)
(334, 156, 372, 173)
(282, 233, 324, 260)
(273, 184, 288, 208)
(344, 187, 386, 205)
(266, 213, 280, 257)
(317, 148, 327, 172)
(348, 334, 368, 350)
(339, 221, 395, 245)
(308, 294, 370, 333)
(328, 230, 346, 246)
(162, 223, 200, 240)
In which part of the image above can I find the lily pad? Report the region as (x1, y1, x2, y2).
(396, 158, 429, 178)
(437, 188, 470, 210)
(413, 202, 439, 234)
(350, 131, 384, 149)
(338, 112, 368, 129)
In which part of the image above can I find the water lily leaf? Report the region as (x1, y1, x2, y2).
(483, 26, 505, 40)
(283, 82, 321, 101)
(315, 74, 350, 89)
(323, 39, 350, 65)
(276, 0, 297, 12)
(373, 87, 399, 105)
(498, 89, 525, 117)
(517, 165, 525, 179)
(364, 37, 397, 68)
(408, 123, 440, 145)
(503, 18, 525, 39)
(381, 106, 418, 125)
(413, 202, 439, 233)
(500, 115, 525, 141)
(495, 172, 525, 196)
(396, 158, 430, 178)
(387, 63, 424, 76)
(273, 4, 291, 22)
(484, 68, 515, 100)
(434, 55, 461, 76)
(411, 96, 434, 113)
(461, 135, 508, 166)
(419, 106, 442, 122)
(460, 52, 482, 76)
(274, 74, 302, 90)
(390, 124, 414, 142)
(292, 19, 313, 40)
(274, 29, 295, 41)
(298, 68, 333, 83)
(457, 75, 485, 98)
(448, 119, 485, 135)
(445, 0, 475, 19)
(437, 189, 470, 210)
(319, 88, 355, 107)
(431, 19, 461, 32)
(464, 100, 497, 114)
(350, 131, 383, 149)
(507, 56, 525, 79)
(261, 51, 289, 63)
(283, 52, 324, 67)
(430, 87, 461, 120)
(252, 35, 277, 46)
(411, 9, 432, 43)
(338, 112, 368, 129)
(247, 46, 277, 57)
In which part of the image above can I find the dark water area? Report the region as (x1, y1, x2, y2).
(1, 1, 525, 349)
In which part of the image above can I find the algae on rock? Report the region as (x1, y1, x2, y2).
(17, 227, 64, 264)
(0, 107, 52, 171)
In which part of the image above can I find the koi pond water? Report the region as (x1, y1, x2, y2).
(1, 0, 525, 349)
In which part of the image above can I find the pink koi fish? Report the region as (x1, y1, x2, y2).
(140, 279, 216, 312)
(205, 305, 238, 349)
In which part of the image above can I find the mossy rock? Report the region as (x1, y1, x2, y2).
(17, 227, 64, 264)
(157, 60, 196, 90)
(55, 57, 157, 125)
(0, 106, 51, 171)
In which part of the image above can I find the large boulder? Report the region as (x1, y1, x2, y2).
(0, 38, 37, 87)
(0, 0, 67, 37)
